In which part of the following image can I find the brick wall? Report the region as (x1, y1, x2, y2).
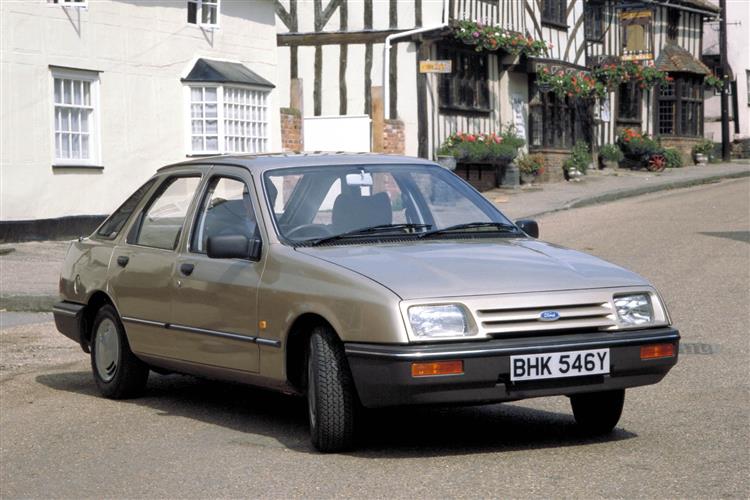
(531, 149, 569, 182)
(382, 119, 405, 154)
(660, 137, 702, 165)
(280, 107, 302, 152)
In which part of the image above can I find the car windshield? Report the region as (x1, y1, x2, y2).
(263, 164, 517, 245)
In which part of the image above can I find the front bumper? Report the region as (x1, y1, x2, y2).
(345, 327, 679, 408)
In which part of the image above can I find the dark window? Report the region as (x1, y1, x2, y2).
(542, 0, 567, 27)
(656, 75, 703, 136)
(529, 84, 593, 149)
(437, 45, 490, 114)
(191, 177, 259, 254)
(132, 176, 202, 250)
(95, 179, 157, 239)
(585, 1, 604, 41)
(667, 8, 680, 41)
(617, 81, 642, 123)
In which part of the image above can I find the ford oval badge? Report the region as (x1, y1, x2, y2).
(540, 310, 561, 322)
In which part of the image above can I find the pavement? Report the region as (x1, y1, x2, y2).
(1, 178, 747, 498)
(0, 161, 748, 312)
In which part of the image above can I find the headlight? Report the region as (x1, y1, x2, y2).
(614, 294, 654, 327)
(408, 304, 474, 340)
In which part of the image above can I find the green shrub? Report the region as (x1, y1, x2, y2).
(600, 144, 624, 162)
(617, 128, 663, 157)
(662, 148, 683, 168)
(564, 142, 592, 174)
(692, 138, 714, 156)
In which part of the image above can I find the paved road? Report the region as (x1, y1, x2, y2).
(1, 179, 748, 498)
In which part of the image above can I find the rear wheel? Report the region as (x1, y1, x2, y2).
(307, 326, 357, 452)
(91, 305, 149, 399)
(570, 389, 625, 435)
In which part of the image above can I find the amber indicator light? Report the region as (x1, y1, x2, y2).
(411, 360, 464, 377)
(640, 343, 676, 360)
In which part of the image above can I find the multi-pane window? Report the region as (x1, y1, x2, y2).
(188, 85, 268, 155)
(187, 0, 219, 27)
(223, 87, 268, 153)
(51, 69, 99, 165)
(437, 45, 490, 113)
(657, 75, 703, 136)
(542, 0, 567, 27)
(667, 8, 680, 41)
(529, 85, 593, 149)
(585, 1, 604, 41)
(190, 87, 219, 153)
(617, 81, 642, 123)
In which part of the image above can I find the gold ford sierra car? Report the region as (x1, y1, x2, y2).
(53, 154, 679, 452)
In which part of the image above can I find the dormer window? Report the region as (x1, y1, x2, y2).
(187, 0, 219, 28)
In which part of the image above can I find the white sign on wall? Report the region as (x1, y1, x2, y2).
(303, 115, 372, 152)
(511, 95, 526, 139)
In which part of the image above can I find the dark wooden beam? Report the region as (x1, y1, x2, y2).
(416, 42, 429, 158)
(277, 29, 406, 47)
(339, 0, 348, 115)
(364, 0, 373, 115)
(314, 46, 322, 116)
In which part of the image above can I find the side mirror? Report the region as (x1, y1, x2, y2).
(515, 219, 539, 238)
(207, 235, 262, 261)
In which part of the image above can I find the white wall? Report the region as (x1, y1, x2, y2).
(703, 0, 750, 141)
(1, 0, 280, 221)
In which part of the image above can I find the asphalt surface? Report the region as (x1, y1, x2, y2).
(1, 178, 748, 498)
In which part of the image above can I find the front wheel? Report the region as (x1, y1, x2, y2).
(91, 305, 149, 399)
(307, 326, 357, 452)
(570, 389, 625, 435)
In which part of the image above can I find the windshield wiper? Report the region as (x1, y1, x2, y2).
(418, 221, 519, 239)
(307, 223, 432, 247)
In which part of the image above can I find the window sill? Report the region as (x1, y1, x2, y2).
(439, 105, 493, 116)
(585, 37, 604, 44)
(616, 118, 642, 124)
(52, 164, 104, 170)
(541, 20, 569, 31)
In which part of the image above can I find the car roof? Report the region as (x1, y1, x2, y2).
(159, 152, 437, 174)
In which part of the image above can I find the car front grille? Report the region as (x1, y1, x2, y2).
(475, 301, 617, 338)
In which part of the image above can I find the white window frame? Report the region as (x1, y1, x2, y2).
(50, 67, 101, 167)
(184, 83, 270, 156)
(187, 0, 220, 29)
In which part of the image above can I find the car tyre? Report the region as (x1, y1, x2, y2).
(570, 389, 625, 435)
(90, 304, 149, 399)
(307, 326, 357, 453)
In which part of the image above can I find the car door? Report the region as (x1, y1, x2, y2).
(108, 174, 202, 358)
(170, 169, 263, 372)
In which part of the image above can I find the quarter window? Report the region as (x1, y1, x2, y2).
(192, 177, 259, 253)
(134, 177, 201, 250)
(96, 179, 157, 239)
(51, 68, 99, 166)
(187, 0, 219, 27)
(188, 85, 269, 155)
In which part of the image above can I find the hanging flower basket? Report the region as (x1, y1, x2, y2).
(452, 20, 549, 57)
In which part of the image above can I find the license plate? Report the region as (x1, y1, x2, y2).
(510, 348, 610, 381)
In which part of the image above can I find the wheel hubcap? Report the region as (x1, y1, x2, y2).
(95, 319, 120, 382)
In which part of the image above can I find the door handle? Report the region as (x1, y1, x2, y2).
(117, 256, 129, 268)
(179, 263, 195, 276)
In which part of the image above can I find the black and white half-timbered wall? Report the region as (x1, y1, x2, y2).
(274, 0, 718, 171)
